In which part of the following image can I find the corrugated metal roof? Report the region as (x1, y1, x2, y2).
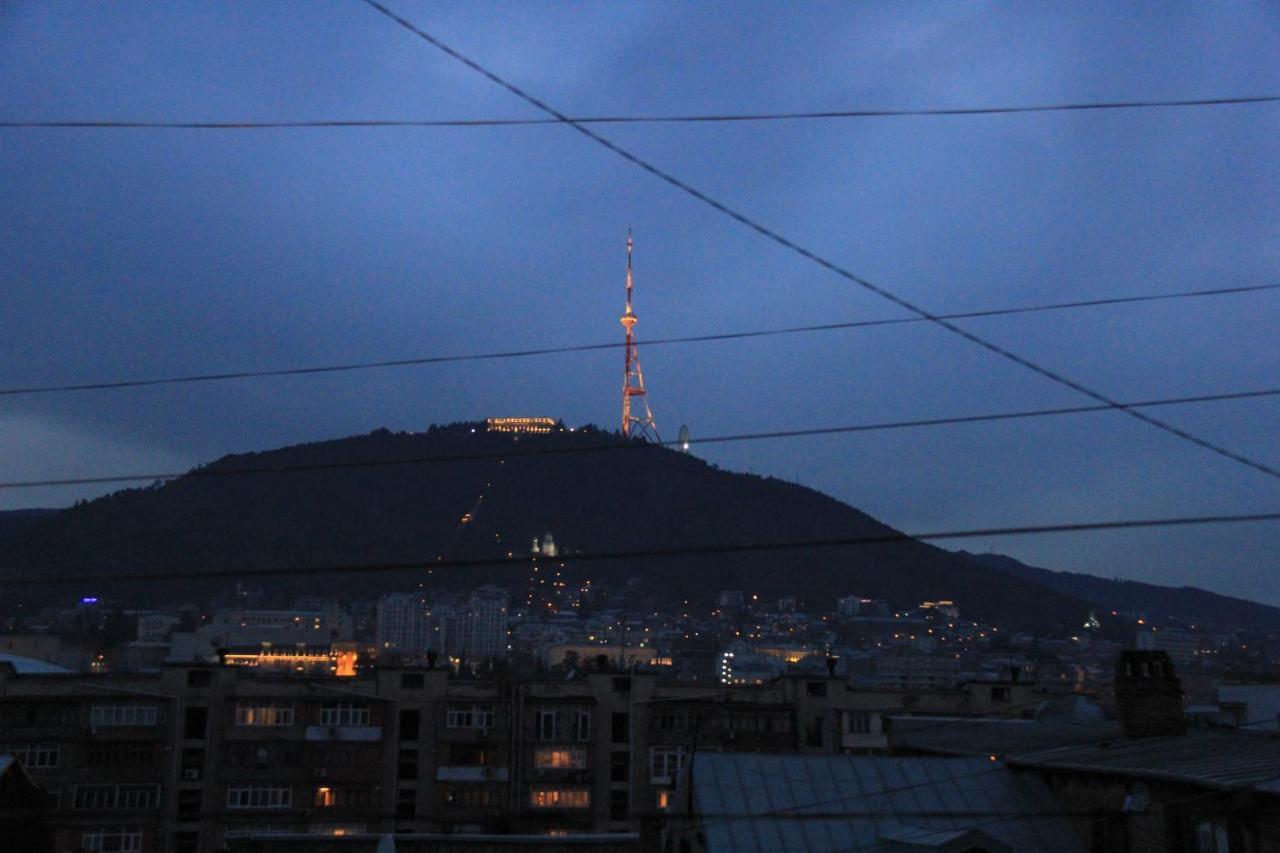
(1010, 730, 1280, 791)
(689, 752, 1084, 852)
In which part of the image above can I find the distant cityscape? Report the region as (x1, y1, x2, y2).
(2, 541, 1279, 852)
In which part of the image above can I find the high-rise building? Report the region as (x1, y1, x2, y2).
(375, 593, 428, 654)
(465, 586, 509, 660)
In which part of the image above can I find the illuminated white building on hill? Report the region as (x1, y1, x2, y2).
(486, 417, 556, 433)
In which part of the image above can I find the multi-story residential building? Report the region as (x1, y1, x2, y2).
(0, 657, 1035, 853)
(465, 586, 509, 661)
(376, 593, 428, 654)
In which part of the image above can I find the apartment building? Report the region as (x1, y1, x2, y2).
(0, 661, 982, 852)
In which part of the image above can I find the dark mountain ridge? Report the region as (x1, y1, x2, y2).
(961, 551, 1280, 631)
(1, 424, 1272, 632)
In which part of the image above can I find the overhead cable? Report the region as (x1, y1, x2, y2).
(356, 0, 1280, 481)
(3, 95, 1278, 130)
(3, 510, 1277, 586)
(1, 282, 1273, 398)
(1, 386, 1275, 491)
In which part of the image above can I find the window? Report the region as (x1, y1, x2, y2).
(534, 747, 586, 769)
(88, 742, 154, 768)
(8, 743, 59, 768)
(613, 676, 632, 693)
(74, 785, 160, 810)
(536, 708, 558, 741)
(314, 786, 372, 808)
(656, 790, 673, 811)
(80, 829, 143, 852)
(183, 707, 208, 740)
(226, 785, 292, 809)
(991, 686, 1011, 702)
(806, 681, 828, 697)
(845, 712, 872, 735)
(806, 715, 824, 747)
(319, 702, 370, 727)
(399, 709, 420, 741)
(396, 788, 416, 819)
(611, 712, 630, 743)
(611, 750, 630, 783)
(446, 705, 494, 729)
(529, 787, 590, 809)
(574, 709, 592, 742)
(177, 789, 201, 821)
(1195, 819, 1231, 853)
(398, 748, 418, 780)
(448, 744, 495, 766)
(442, 785, 494, 808)
(89, 704, 158, 727)
(234, 702, 294, 727)
(655, 713, 687, 732)
(186, 670, 212, 687)
(401, 673, 424, 689)
(650, 746, 687, 784)
(610, 789, 630, 821)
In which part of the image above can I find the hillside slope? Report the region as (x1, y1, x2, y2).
(962, 551, 1280, 631)
(0, 424, 1186, 632)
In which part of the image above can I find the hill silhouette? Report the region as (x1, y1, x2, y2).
(1, 424, 1270, 632)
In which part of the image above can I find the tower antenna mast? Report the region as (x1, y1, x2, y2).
(620, 231, 660, 442)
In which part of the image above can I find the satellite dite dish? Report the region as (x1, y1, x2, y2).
(678, 425, 691, 453)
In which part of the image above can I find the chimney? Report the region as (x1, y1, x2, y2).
(1114, 650, 1185, 738)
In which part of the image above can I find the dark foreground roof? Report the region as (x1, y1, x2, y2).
(887, 716, 1121, 758)
(686, 752, 1084, 852)
(1009, 730, 1280, 793)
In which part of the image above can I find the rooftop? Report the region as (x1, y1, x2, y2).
(684, 752, 1084, 852)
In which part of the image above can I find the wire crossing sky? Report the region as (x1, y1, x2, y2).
(359, 0, 1280, 482)
(5, 93, 1278, 129)
(0, 2, 1276, 601)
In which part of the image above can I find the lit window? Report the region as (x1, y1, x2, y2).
(534, 747, 586, 769)
(656, 790, 672, 811)
(234, 702, 294, 727)
(529, 787, 590, 809)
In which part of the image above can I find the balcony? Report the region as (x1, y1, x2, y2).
(435, 766, 510, 782)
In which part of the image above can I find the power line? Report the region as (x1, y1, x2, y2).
(2, 282, 1273, 397)
(1, 386, 1274, 491)
(357, 0, 1280, 482)
(3, 96, 1277, 130)
(2, 510, 1277, 587)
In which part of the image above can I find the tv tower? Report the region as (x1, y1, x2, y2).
(620, 232, 660, 442)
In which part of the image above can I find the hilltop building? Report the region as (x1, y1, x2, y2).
(486, 417, 556, 434)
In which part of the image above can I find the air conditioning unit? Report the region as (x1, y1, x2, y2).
(314, 768, 328, 779)
(182, 769, 201, 781)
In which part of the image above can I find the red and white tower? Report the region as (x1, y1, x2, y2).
(620, 232, 660, 442)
